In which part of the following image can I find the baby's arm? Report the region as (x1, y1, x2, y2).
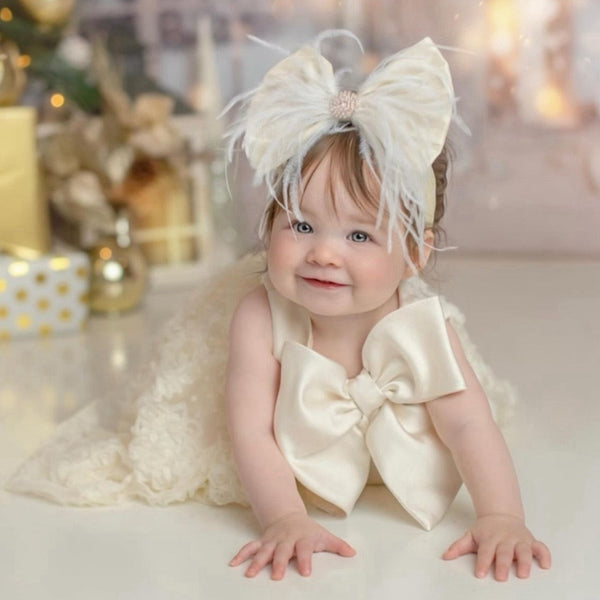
(426, 324, 551, 581)
(225, 286, 355, 579)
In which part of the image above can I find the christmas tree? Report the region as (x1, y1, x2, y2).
(0, 0, 191, 113)
(0, 0, 100, 110)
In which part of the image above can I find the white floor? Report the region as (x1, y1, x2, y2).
(1, 255, 599, 600)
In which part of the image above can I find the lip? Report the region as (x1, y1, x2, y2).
(300, 277, 348, 290)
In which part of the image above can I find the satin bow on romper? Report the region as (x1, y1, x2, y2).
(265, 277, 467, 530)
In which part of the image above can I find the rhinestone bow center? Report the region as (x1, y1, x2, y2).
(329, 90, 359, 121)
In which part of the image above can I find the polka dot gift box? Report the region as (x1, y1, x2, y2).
(0, 248, 90, 341)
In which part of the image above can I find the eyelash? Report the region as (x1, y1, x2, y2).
(292, 221, 371, 243)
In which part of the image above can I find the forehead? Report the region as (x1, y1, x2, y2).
(299, 151, 380, 222)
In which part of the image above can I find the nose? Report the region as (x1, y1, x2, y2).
(306, 237, 342, 267)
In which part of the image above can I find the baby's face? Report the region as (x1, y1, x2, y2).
(266, 153, 413, 320)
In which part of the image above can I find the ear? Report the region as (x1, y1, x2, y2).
(408, 229, 435, 274)
(262, 229, 272, 248)
(420, 229, 435, 269)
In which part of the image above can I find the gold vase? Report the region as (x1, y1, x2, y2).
(87, 211, 148, 314)
(0, 40, 26, 106)
(19, 0, 76, 26)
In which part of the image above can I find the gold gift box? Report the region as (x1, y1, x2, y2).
(0, 248, 90, 341)
(0, 106, 51, 258)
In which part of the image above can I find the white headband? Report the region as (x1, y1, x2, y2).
(222, 30, 461, 262)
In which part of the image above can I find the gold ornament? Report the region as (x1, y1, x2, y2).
(19, 0, 76, 26)
(0, 40, 26, 106)
(87, 210, 148, 313)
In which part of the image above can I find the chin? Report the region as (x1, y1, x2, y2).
(296, 297, 353, 317)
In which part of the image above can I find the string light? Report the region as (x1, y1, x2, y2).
(17, 54, 32, 68)
(535, 84, 569, 120)
(50, 93, 65, 108)
(99, 247, 112, 261)
(0, 7, 13, 21)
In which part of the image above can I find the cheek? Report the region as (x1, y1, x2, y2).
(355, 251, 408, 290)
(267, 233, 297, 276)
(357, 248, 400, 276)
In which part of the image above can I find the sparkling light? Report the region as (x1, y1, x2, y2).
(50, 93, 65, 108)
(486, 0, 519, 58)
(110, 347, 127, 370)
(535, 84, 570, 119)
(0, 7, 12, 21)
(99, 247, 112, 261)
(17, 54, 32, 68)
(488, 0, 518, 30)
(102, 261, 124, 282)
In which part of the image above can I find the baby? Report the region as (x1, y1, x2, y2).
(223, 33, 551, 580)
(7, 31, 551, 584)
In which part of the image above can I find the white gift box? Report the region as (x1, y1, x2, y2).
(0, 248, 90, 341)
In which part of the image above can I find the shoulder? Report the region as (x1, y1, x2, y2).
(444, 321, 466, 362)
(226, 285, 280, 422)
(229, 284, 273, 354)
(425, 321, 494, 444)
(442, 320, 482, 395)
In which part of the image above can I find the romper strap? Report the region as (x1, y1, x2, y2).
(262, 276, 312, 361)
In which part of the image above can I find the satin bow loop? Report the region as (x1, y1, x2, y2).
(243, 45, 338, 177)
(274, 297, 467, 530)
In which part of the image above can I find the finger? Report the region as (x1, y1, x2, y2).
(295, 539, 314, 577)
(532, 541, 552, 569)
(327, 535, 357, 557)
(515, 542, 533, 579)
(443, 531, 476, 560)
(270, 543, 295, 581)
(493, 542, 515, 582)
(474, 541, 496, 579)
(245, 542, 276, 578)
(229, 540, 261, 566)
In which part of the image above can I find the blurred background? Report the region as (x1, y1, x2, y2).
(1, 0, 599, 336)
(0, 0, 600, 264)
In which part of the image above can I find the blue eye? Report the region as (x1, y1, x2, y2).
(349, 231, 370, 243)
(293, 221, 313, 234)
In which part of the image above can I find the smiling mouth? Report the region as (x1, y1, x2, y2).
(301, 277, 347, 289)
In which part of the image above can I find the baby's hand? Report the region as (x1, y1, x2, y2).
(229, 511, 356, 580)
(443, 514, 551, 581)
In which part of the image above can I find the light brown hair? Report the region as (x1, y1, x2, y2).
(262, 129, 450, 255)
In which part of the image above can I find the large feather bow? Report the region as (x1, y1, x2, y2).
(223, 32, 459, 258)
